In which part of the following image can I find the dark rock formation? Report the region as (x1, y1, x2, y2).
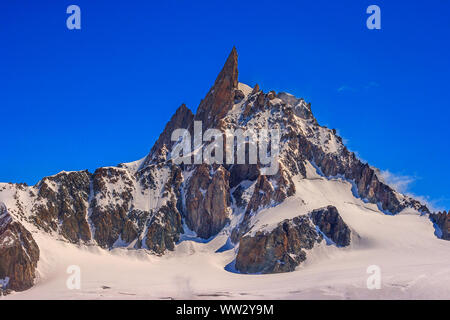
(230, 166, 296, 243)
(235, 206, 352, 274)
(0, 203, 39, 292)
(310, 206, 351, 247)
(235, 216, 322, 274)
(144, 103, 194, 166)
(234, 89, 245, 103)
(31, 171, 92, 243)
(145, 201, 183, 254)
(90, 167, 137, 248)
(229, 164, 259, 189)
(195, 47, 239, 129)
(145, 165, 184, 253)
(430, 211, 449, 240)
(245, 168, 295, 215)
(185, 164, 230, 239)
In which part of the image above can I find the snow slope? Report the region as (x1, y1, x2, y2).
(4, 163, 450, 300)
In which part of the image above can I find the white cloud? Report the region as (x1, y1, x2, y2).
(378, 170, 416, 194)
(337, 85, 355, 93)
(406, 194, 445, 213)
(377, 169, 445, 212)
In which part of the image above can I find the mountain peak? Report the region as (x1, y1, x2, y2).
(144, 103, 194, 165)
(194, 47, 239, 128)
(219, 46, 238, 88)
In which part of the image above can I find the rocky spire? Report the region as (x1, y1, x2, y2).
(142, 48, 238, 167)
(144, 103, 194, 166)
(195, 47, 239, 129)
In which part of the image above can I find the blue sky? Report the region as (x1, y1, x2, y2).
(0, 0, 449, 210)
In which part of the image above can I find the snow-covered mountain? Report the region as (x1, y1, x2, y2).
(1, 48, 449, 299)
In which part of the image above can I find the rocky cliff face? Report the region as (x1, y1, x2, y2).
(0, 203, 39, 292)
(185, 164, 231, 239)
(235, 216, 322, 274)
(431, 211, 449, 240)
(31, 171, 92, 243)
(195, 46, 239, 130)
(310, 206, 351, 247)
(235, 206, 351, 274)
(0, 48, 445, 291)
(144, 165, 184, 253)
(90, 166, 136, 248)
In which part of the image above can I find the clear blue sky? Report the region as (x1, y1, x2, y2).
(0, 0, 449, 210)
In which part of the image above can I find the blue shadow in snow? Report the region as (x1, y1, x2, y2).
(215, 237, 234, 253)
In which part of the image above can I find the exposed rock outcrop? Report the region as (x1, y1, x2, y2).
(90, 167, 137, 248)
(145, 201, 183, 254)
(235, 216, 322, 274)
(185, 164, 231, 239)
(31, 171, 92, 243)
(230, 165, 296, 243)
(430, 211, 449, 240)
(229, 164, 259, 188)
(0, 203, 39, 292)
(245, 167, 295, 215)
(144, 165, 184, 253)
(310, 206, 351, 247)
(235, 206, 351, 274)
